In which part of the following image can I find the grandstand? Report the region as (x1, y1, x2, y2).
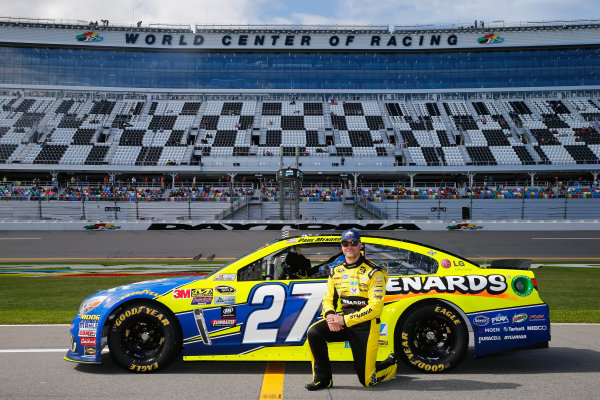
(1, 17, 600, 222)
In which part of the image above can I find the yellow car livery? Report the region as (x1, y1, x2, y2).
(65, 235, 550, 373)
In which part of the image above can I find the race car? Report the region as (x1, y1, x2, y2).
(65, 234, 550, 373)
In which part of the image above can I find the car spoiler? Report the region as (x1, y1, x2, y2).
(489, 259, 532, 270)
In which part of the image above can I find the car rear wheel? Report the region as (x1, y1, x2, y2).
(108, 302, 181, 373)
(396, 302, 468, 373)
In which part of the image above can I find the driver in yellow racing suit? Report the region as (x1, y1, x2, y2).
(305, 229, 397, 390)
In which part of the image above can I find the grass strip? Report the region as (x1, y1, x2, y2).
(0, 266, 597, 324)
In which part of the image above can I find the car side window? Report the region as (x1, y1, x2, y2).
(364, 243, 438, 276)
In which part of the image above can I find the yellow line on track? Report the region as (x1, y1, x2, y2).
(259, 362, 284, 400)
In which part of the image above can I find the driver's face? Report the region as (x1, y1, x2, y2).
(341, 240, 362, 262)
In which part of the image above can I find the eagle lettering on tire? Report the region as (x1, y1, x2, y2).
(396, 302, 468, 373)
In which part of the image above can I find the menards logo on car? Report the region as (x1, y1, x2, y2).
(386, 274, 507, 295)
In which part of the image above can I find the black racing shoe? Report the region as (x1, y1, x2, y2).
(305, 379, 333, 391)
(377, 353, 398, 370)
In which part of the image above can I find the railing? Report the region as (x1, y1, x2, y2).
(0, 195, 597, 221)
(214, 196, 248, 220)
(393, 18, 600, 32)
(194, 24, 389, 33)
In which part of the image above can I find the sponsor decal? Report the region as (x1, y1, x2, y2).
(478, 336, 501, 343)
(285, 239, 297, 243)
(120, 289, 159, 300)
(342, 298, 367, 306)
(214, 296, 235, 305)
(503, 326, 525, 332)
(478, 33, 504, 44)
(78, 330, 96, 337)
(80, 315, 101, 320)
(441, 259, 451, 268)
(342, 274, 348, 279)
(173, 289, 191, 299)
(79, 321, 98, 330)
(221, 306, 236, 319)
(529, 314, 546, 321)
(387, 274, 507, 296)
(359, 267, 366, 275)
(191, 288, 213, 297)
(211, 319, 236, 328)
(473, 315, 490, 326)
(84, 346, 96, 356)
(378, 340, 388, 346)
(350, 280, 358, 285)
(214, 274, 236, 281)
(504, 334, 527, 340)
(512, 313, 528, 323)
(191, 296, 212, 305)
(76, 32, 103, 42)
(80, 337, 96, 345)
(483, 327, 500, 333)
(350, 287, 359, 295)
(527, 325, 548, 331)
(380, 323, 388, 337)
(214, 285, 237, 295)
(344, 341, 351, 348)
(491, 314, 509, 325)
(427, 250, 437, 256)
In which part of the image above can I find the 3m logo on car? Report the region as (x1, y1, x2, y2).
(173, 289, 191, 299)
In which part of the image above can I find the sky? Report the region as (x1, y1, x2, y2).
(1, 0, 599, 29)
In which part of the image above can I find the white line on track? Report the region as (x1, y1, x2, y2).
(531, 238, 600, 240)
(0, 238, 42, 240)
(0, 349, 66, 353)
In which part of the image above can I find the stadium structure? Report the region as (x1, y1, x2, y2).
(0, 16, 600, 224)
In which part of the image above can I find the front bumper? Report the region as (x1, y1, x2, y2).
(64, 314, 104, 364)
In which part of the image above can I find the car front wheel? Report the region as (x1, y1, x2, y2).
(396, 302, 468, 373)
(108, 302, 181, 372)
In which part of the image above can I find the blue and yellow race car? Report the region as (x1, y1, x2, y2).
(65, 235, 550, 373)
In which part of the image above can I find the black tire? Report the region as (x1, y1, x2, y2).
(396, 302, 468, 373)
(108, 302, 181, 373)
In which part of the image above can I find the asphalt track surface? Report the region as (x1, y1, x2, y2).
(0, 324, 599, 400)
(1, 230, 599, 399)
(1, 230, 600, 262)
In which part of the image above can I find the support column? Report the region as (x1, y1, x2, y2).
(170, 173, 178, 190)
(352, 173, 360, 189)
(592, 171, 599, 186)
(407, 173, 416, 188)
(228, 172, 237, 196)
(108, 172, 117, 186)
(528, 171, 536, 187)
(466, 172, 476, 188)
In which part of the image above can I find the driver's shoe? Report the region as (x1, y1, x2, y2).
(305, 379, 333, 391)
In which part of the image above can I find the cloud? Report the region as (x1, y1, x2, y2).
(3, 0, 600, 27)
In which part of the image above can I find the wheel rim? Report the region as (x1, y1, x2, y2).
(121, 316, 166, 362)
(411, 317, 455, 359)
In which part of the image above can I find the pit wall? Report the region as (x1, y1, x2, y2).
(1, 220, 599, 231)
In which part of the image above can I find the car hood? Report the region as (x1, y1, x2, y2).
(84, 275, 206, 303)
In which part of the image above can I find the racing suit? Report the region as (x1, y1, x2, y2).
(306, 255, 397, 387)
